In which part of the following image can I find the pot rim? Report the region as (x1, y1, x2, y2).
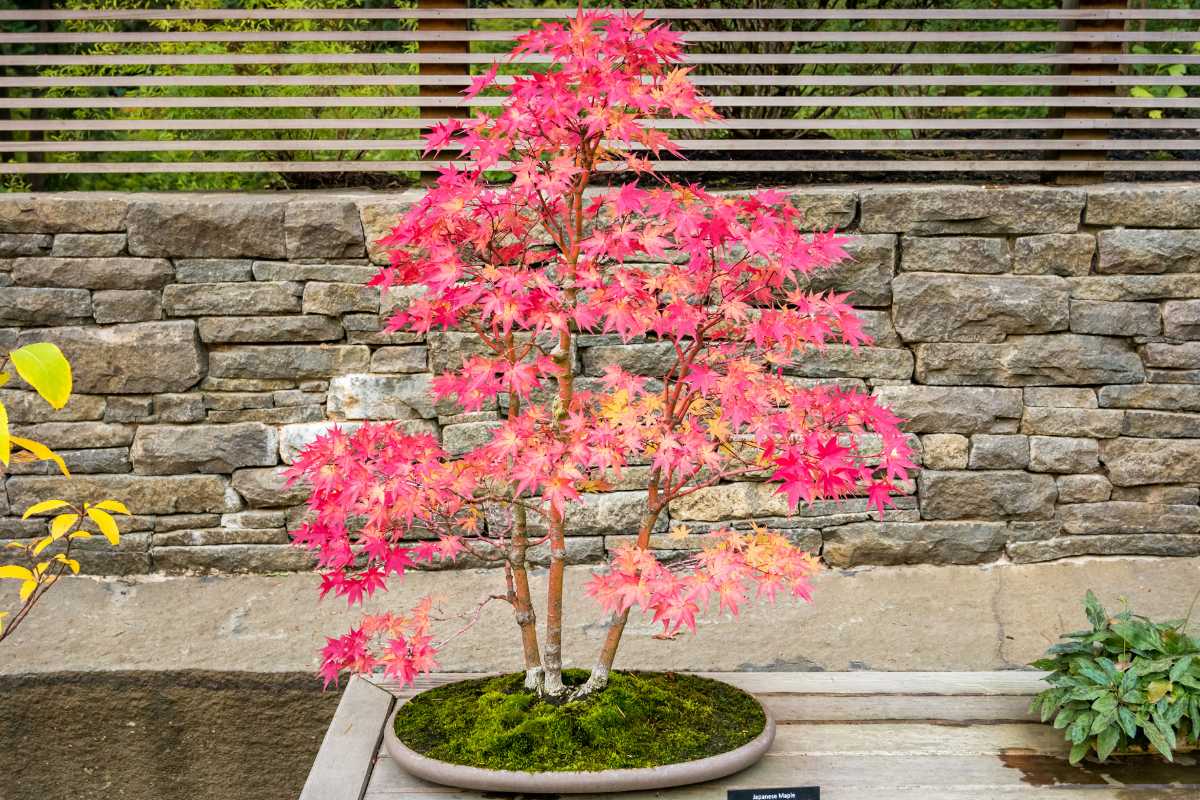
(382, 676, 777, 794)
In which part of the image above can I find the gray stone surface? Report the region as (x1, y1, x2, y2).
(197, 315, 343, 344)
(284, 200, 365, 259)
(1141, 342, 1200, 370)
(1028, 436, 1099, 474)
(252, 261, 377, 283)
(231, 467, 311, 508)
(13, 257, 175, 291)
(1020, 406, 1125, 438)
(1009, 536, 1200, 563)
(900, 236, 1009, 274)
(6, 474, 234, 515)
(0, 233, 51, 257)
(1069, 300, 1160, 336)
(918, 470, 1056, 521)
(152, 544, 313, 574)
(801, 234, 896, 307)
(326, 373, 435, 419)
(823, 520, 1010, 566)
(1097, 228, 1200, 274)
(131, 423, 278, 475)
(174, 259, 253, 283)
(92, 289, 163, 324)
(0, 390, 105, 423)
(442, 421, 500, 455)
(915, 335, 1144, 386)
(1055, 474, 1111, 504)
(18, 321, 204, 394)
(892, 274, 1068, 343)
(1163, 300, 1200, 339)
(1085, 184, 1200, 227)
(127, 198, 287, 258)
(370, 346, 427, 373)
(860, 186, 1084, 235)
(1059, 502, 1200, 536)
(1099, 384, 1200, 412)
(0, 287, 92, 326)
(302, 282, 378, 316)
(1122, 409, 1200, 438)
(163, 281, 301, 316)
(920, 433, 968, 470)
(1100, 437, 1200, 486)
(1023, 387, 1096, 408)
(1013, 233, 1094, 277)
(0, 195, 127, 233)
(1069, 274, 1200, 301)
(871, 386, 1022, 433)
(208, 345, 369, 380)
(51, 232, 126, 258)
(10, 421, 133, 450)
(968, 434, 1029, 470)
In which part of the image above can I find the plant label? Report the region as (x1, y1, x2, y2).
(728, 788, 819, 800)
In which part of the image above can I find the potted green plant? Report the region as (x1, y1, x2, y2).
(288, 9, 912, 793)
(1031, 590, 1200, 764)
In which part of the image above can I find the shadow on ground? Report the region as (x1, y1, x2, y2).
(0, 671, 341, 800)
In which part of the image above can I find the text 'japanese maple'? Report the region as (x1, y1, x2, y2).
(288, 9, 914, 699)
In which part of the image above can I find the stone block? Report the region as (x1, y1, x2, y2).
(1110, 485, 1200, 504)
(859, 186, 1084, 235)
(302, 282, 379, 316)
(1008, 535, 1200, 563)
(783, 188, 858, 230)
(284, 200, 365, 259)
(786, 346, 913, 381)
(1141, 342, 1200, 370)
(920, 434, 968, 469)
(50, 233, 126, 258)
(370, 346, 427, 373)
(103, 396, 154, 423)
(1055, 474, 1111, 504)
(1012, 234, 1094, 277)
(442, 421, 500, 456)
(271, 390, 324, 408)
(0, 390, 105, 423)
(155, 394, 207, 423)
(968, 434, 1029, 470)
(173, 259, 253, 283)
(152, 528, 287, 547)
(1164, 300, 1200, 340)
(871, 386, 1022, 434)
(1068, 275, 1200, 302)
(327, 373, 435, 419)
(0, 195, 127, 233)
(1122, 410, 1200, 438)
(208, 345, 369, 380)
(231, 467, 312, 508)
(800, 234, 895, 306)
(515, 491, 662, 538)
(1085, 184, 1200, 227)
(93, 290, 163, 324)
(131, 423, 278, 475)
(18, 322, 203, 394)
(1146, 369, 1200, 384)
(1100, 437, 1200, 486)
(823, 521, 1010, 567)
(1060, 502, 1200, 536)
(900, 236, 1009, 274)
(206, 407, 323, 426)
(252, 261, 377, 283)
(162, 281, 301, 316)
(3, 447, 131, 475)
(1023, 387, 1097, 408)
(892, 274, 1068, 343)
(857, 310, 901, 347)
(582, 342, 674, 377)
(358, 196, 420, 264)
(10, 421, 132, 450)
(0, 288, 92, 326)
(918, 470, 1056, 521)
(1028, 436, 1099, 474)
(127, 198, 287, 258)
(6, 474, 235, 515)
(152, 544, 313, 574)
(1099, 384, 1200, 412)
(197, 315, 343, 344)
(1069, 300, 1160, 337)
(1019, 407, 1124, 439)
(1097, 228, 1200, 274)
(0, 233, 51, 257)
(915, 335, 1144, 386)
(669, 481, 789, 521)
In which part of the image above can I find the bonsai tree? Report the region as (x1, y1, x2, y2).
(289, 10, 913, 699)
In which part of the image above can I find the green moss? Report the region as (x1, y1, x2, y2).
(392, 670, 766, 772)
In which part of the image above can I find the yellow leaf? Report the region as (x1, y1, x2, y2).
(18, 579, 37, 602)
(0, 372, 9, 388)
(10, 342, 72, 410)
(668, 524, 691, 542)
(31, 536, 56, 557)
(50, 513, 79, 539)
(86, 508, 121, 545)
(53, 554, 80, 575)
(0, 565, 34, 582)
(1147, 680, 1172, 703)
(91, 499, 130, 516)
(0, 399, 8, 467)
(9, 436, 69, 477)
(22, 498, 70, 520)
(67, 531, 92, 541)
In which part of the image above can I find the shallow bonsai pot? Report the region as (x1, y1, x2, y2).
(382, 681, 776, 794)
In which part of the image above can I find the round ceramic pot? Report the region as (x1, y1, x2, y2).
(382, 681, 776, 794)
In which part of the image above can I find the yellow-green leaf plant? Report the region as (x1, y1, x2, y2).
(0, 343, 128, 643)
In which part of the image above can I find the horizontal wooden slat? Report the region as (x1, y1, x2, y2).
(4, 160, 1192, 175)
(1, 9, 1194, 22)
(5, 138, 1195, 154)
(13, 95, 1195, 110)
(4, 53, 1196, 67)
(4, 117, 1193, 132)
(4, 30, 1198, 44)
(2, 74, 1199, 90)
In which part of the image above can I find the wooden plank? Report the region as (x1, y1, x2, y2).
(5, 74, 1199, 89)
(6, 138, 1194, 154)
(299, 675, 394, 800)
(4, 30, 1198, 44)
(1, 9, 1194, 22)
(5, 53, 1197, 67)
(12, 95, 1194, 110)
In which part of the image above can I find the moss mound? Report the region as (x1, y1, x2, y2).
(392, 670, 766, 772)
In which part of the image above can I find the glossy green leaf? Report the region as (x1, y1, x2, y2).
(9, 342, 72, 410)
(1096, 726, 1119, 762)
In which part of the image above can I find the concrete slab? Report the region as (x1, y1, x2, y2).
(2, 558, 1197, 674)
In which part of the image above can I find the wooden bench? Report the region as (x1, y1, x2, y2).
(300, 671, 1200, 800)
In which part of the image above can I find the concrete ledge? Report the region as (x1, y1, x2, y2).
(3, 558, 1196, 674)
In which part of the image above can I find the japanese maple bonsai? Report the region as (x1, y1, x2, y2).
(289, 9, 912, 790)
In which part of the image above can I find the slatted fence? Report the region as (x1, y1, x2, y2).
(0, 3, 1197, 183)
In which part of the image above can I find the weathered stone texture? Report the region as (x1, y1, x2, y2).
(1013, 234, 1094, 277)
(127, 199, 287, 258)
(174, 259, 253, 283)
(801, 234, 895, 306)
(163, 282, 301, 316)
(901, 236, 1009, 274)
(1055, 474, 1111, 504)
(197, 315, 342, 344)
(0, 288, 92, 326)
(1099, 384, 1200, 412)
(918, 470, 1056, 521)
(1163, 300, 1200, 339)
(1059, 502, 1200, 536)
(12, 257, 172, 290)
(327, 373, 435, 420)
(1100, 438, 1200, 486)
(1097, 229, 1200, 275)
(6, 474, 234, 515)
(920, 434, 968, 470)
(50, 232, 126, 258)
(0, 233, 52, 257)
(208, 345, 368, 380)
(1020, 407, 1125, 439)
(1069, 301, 1160, 337)
(1028, 436, 1099, 474)
(915, 335, 1144, 386)
(968, 434, 1029, 470)
(92, 290, 163, 324)
(1122, 410, 1200, 439)
(284, 200, 365, 259)
(18, 322, 203, 394)
(860, 187, 1084, 235)
(1069, 275, 1200, 302)
(131, 423, 278, 474)
(1085, 185, 1200, 227)
(231, 467, 312, 508)
(892, 274, 1068, 343)
(823, 521, 1010, 567)
(0, 195, 127, 233)
(872, 386, 1022, 433)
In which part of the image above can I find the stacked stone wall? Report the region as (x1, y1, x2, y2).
(1, 185, 1198, 575)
